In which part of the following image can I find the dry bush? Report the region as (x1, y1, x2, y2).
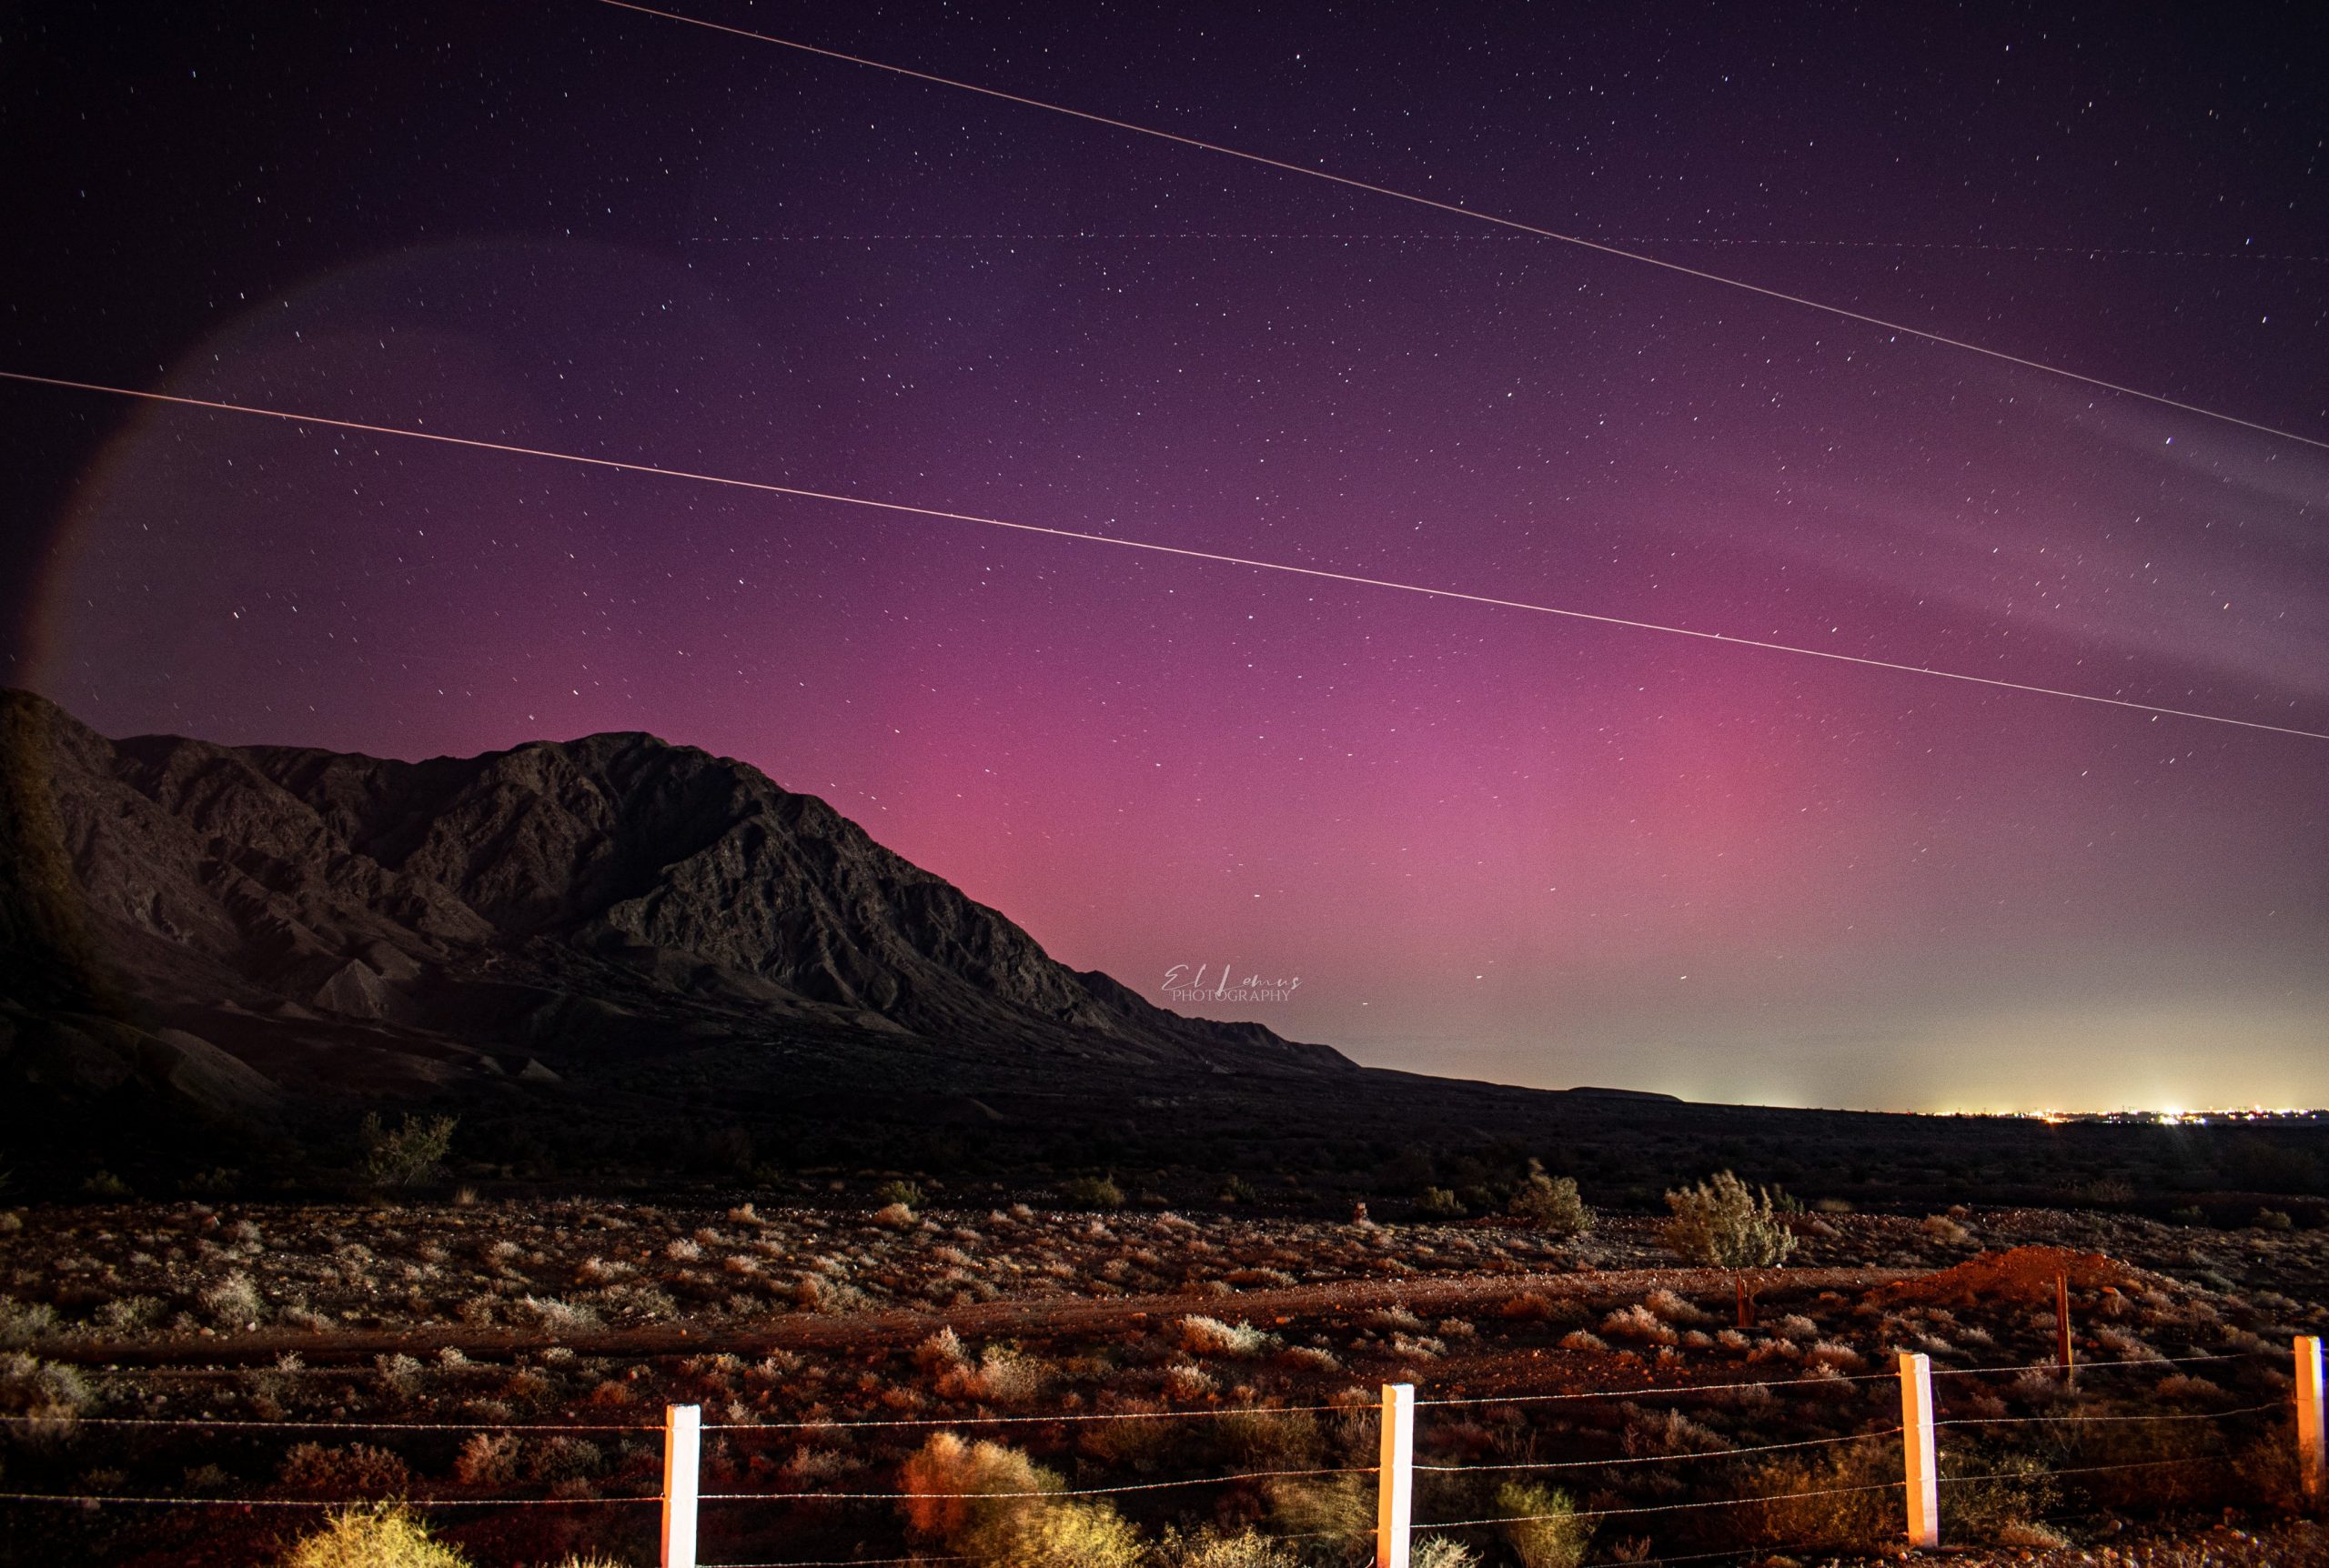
(278, 1442, 413, 1498)
(280, 1503, 470, 1568)
(1266, 1473, 1375, 1543)
(528, 1435, 606, 1484)
(0, 1352, 89, 1421)
(1639, 1288, 1713, 1325)
(1177, 1315, 1278, 1357)
(358, 1113, 458, 1189)
(1803, 1340, 1864, 1372)
(1601, 1304, 1679, 1346)
(1507, 1164, 1595, 1235)
(1619, 1403, 1730, 1456)
(915, 1326, 969, 1373)
(1156, 1525, 1306, 1567)
(519, 1295, 600, 1332)
(96, 1294, 163, 1332)
(1661, 1172, 1797, 1268)
(938, 1344, 1051, 1404)
(1061, 1175, 1126, 1210)
(872, 1201, 917, 1230)
(970, 1498, 1144, 1567)
(0, 1298, 58, 1348)
(1939, 1447, 2059, 1542)
(1162, 1362, 1218, 1401)
(1496, 1481, 1594, 1568)
(897, 1431, 1136, 1566)
(1215, 1407, 1323, 1470)
(1730, 1438, 1898, 1552)
(201, 1271, 267, 1326)
(453, 1432, 519, 1487)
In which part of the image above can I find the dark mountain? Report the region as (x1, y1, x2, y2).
(6, 689, 2314, 1215)
(0, 688, 1354, 1173)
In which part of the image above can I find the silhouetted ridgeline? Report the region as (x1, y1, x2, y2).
(1, 687, 2323, 1214)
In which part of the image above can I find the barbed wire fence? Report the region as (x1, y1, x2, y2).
(2, 1335, 2321, 1566)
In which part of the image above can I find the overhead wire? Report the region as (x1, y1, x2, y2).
(598, 0, 2329, 457)
(4, 371, 2320, 742)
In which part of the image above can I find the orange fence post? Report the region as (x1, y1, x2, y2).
(2055, 1272, 2075, 1383)
(662, 1402, 701, 1568)
(2298, 1336, 2325, 1504)
(1376, 1382, 1414, 1568)
(1899, 1351, 1939, 1548)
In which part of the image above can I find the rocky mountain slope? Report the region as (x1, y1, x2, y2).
(0, 689, 1349, 1164)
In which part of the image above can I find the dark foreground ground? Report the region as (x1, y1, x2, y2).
(2, 1191, 2324, 1566)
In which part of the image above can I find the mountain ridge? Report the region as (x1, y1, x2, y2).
(0, 688, 1351, 1157)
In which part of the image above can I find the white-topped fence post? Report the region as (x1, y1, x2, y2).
(662, 1402, 701, 1568)
(1899, 1351, 1939, 1548)
(2298, 1336, 2326, 1504)
(1376, 1381, 1414, 1568)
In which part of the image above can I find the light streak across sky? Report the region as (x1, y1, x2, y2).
(6, 369, 2320, 742)
(599, 0, 2329, 457)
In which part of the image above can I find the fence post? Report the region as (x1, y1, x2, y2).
(1376, 1381, 1414, 1568)
(2299, 1336, 2326, 1504)
(2055, 1272, 2075, 1384)
(1898, 1352, 1938, 1548)
(662, 1402, 701, 1568)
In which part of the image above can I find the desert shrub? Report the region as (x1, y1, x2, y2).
(1176, 1314, 1278, 1357)
(915, 1326, 969, 1372)
(1414, 1187, 1465, 1218)
(900, 1432, 1056, 1541)
(940, 1344, 1050, 1404)
(872, 1201, 917, 1229)
(969, 1498, 1144, 1567)
(1156, 1525, 1304, 1567)
(359, 1113, 459, 1189)
(1413, 1540, 1480, 1568)
(454, 1432, 519, 1487)
(1732, 1440, 1896, 1551)
(0, 1352, 89, 1419)
(1660, 1171, 1797, 1268)
(96, 1294, 163, 1332)
(1497, 1481, 1594, 1568)
(2253, 1208, 2294, 1231)
(0, 1297, 58, 1348)
(528, 1436, 606, 1484)
(519, 1295, 600, 1332)
(876, 1180, 926, 1208)
(279, 1443, 413, 1498)
(1640, 1288, 1714, 1325)
(280, 1503, 471, 1568)
(1600, 1305, 1678, 1345)
(1507, 1163, 1594, 1235)
(1941, 1448, 2058, 1542)
(1921, 1214, 1973, 1245)
(1266, 1473, 1374, 1542)
(82, 1170, 131, 1198)
(1061, 1174, 1126, 1210)
(1215, 1406, 1323, 1470)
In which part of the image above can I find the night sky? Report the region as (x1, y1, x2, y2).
(5, 3, 2324, 1112)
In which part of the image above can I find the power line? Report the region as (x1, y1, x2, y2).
(598, 0, 2329, 457)
(5, 369, 2323, 742)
